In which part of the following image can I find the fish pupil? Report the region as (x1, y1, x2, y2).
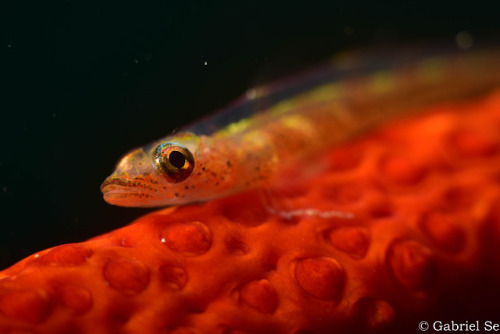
(169, 150, 186, 169)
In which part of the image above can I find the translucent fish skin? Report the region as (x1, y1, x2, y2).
(102, 46, 500, 207)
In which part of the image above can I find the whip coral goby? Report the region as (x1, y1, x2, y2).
(101, 46, 500, 207)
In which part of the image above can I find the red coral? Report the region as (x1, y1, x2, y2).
(1, 90, 500, 333)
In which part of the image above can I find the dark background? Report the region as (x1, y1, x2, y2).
(1, 1, 499, 269)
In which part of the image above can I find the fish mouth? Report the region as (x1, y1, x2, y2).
(101, 175, 158, 192)
(100, 175, 160, 207)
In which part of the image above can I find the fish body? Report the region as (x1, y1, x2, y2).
(102, 45, 500, 207)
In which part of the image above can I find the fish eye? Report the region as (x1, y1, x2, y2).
(154, 143, 195, 183)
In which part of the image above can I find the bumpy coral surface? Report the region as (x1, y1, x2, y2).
(1, 90, 500, 333)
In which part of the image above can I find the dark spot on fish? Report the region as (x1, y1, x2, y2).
(184, 185, 189, 190)
(174, 193, 179, 197)
(226, 160, 232, 167)
(133, 193, 153, 198)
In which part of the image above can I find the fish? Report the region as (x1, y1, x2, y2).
(101, 44, 500, 207)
